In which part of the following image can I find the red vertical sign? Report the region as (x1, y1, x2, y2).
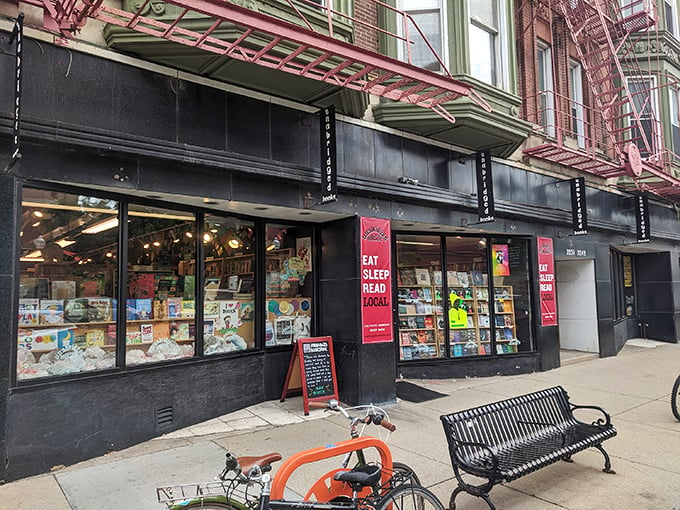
(537, 237, 557, 326)
(360, 217, 393, 343)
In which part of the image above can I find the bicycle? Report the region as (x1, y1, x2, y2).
(157, 448, 444, 510)
(672, 374, 680, 421)
(303, 399, 421, 501)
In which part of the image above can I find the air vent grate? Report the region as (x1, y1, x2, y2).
(155, 405, 174, 432)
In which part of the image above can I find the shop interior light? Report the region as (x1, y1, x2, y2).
(55, 239, 76, 248)
(203, 233, 212, 242)
(185, 231, 193, 238)
(82, 217, 119, 234)
(395, 240, 436, 246)
(266, 238, 281, 251)
(153, 241, 161, 247)
(31, 221, 41, 227)
(228, 236, 242, 249)
(32, 210, 43, 218)
(24, 250, 43, 258)
(143, 243, 150, 249)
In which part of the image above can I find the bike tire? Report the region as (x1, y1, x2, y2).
(672, 374, 680, 421)
(169, 502, 240, 510)
(375, 484, 444, 510)
(391, 461, 421, 486)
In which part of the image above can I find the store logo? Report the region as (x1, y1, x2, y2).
(362, 225, 388, 242)
(635, 194, 650, 243)
(476, 150, 495, 223)
(320, 106, 337, 204)
(570, 177, 588, 236)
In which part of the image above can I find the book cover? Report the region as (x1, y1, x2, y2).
(136, 299, 153, 320)
(40, 299, 65, 325)
(154, 321, 170, 341)
(51, 280, 76, 300)
(155, 275, 178, 298)
(457, 272, 470, 287)
(181, 300, 195, 319)
(153, 299, 166, 319)
(399, 331, 410, 346)
(203, 320, 215, 336)
(204, 300, 220, 319)
(170, 322, 190, 340)
(33, 329, 58, 350)
(105, 324, 117, 345)
(167, 297, 183, 318)
(399, 268, 417, 285)
(140, 323, 154, 343)
(446, 271, 459, 286)
(126, 330, 142, 344)
(182, 275, 196, 300)
(471, 271, 484, 286)
(57, 328, 75, 349)
(218, 301, 241, 331)
(401, 346, 413, 360)
(80, 274, 106, 297)
(414, 268, 431, 286)
(85, 328, 105, 347)
(432, 270, 442, 285)
(18, 298, 39, 326)
(64, 298, 90, 323)
(226, 275, 240, 292)
(87, 297, 112, 322)
(127, 273, 155, 299)
(20, 277, 49, 300)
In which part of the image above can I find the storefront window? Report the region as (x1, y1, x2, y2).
(265, 224, 314, 347)
(396, 234, 534, 362)
(203, 215, 256, 354)
(446, 236, 490, 357)
(395, 235, 444, 360)
(17, 189, 120, 379)
(490, 238, 533, 354)
(126, 205, 197, 365)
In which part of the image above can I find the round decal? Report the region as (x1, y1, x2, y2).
(279, 301, 292, 315)
(300, 299, 310, 312)
(268, 300, 281, 315)
(291, 299, 299, 312)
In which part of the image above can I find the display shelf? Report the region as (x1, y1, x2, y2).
(397, 267, 441, 360)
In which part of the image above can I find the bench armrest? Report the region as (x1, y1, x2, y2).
(452, 440, 499, 475)
(570, 403, 613, 428)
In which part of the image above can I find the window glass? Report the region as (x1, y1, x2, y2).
(395, 235, 444, 361)
(265, 224, 314, 347)
(17, 189, 119, 380)
(469, 0, 508, 89)
(489, 238, 533, 354)
(400, 0, 445, 72)
(469, 24, 495, 84)
(445, 236, 490, 357)
(126, 205, 196, 365)
(537, 42, 555, 137)
(627, 77, 659, 158)
(670, 86, 680, 156)
(203, 215, 256, 355)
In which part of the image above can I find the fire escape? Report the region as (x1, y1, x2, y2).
(25, 0, 490, 123)
(523, 0, 680, 202)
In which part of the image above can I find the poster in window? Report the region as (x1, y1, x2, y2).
(296, 237, 312, 272)
(623, 256, 633, 287)
(492, 244, 510, 276)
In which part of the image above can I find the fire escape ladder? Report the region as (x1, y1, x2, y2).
(553, 0, 658, 162)
(33, 0, 491, 122)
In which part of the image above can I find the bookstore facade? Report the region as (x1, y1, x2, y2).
(3, 33, 680, 481)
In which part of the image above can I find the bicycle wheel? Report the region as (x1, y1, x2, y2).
(672, 374, 680, 421)
(375, 484, 444, 510)
(173, 502, 240, 510)
(391, 462, 421, 486)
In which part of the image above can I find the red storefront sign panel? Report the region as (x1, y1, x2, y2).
(537, 237, 557, 326)
(360, 217, 393, 344)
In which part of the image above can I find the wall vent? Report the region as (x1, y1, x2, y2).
(155, 405, 174, 432)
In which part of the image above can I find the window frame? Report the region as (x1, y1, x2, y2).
(468, 0, 510, 90)
(537, 40, 556, 138)
(397, 0, 449, 72)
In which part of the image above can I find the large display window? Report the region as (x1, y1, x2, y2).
(395, 233, 534, 362)
(16, 187, 314, 381)
(265, 223, 314, 347)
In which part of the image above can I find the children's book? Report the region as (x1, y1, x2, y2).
(181, 300, 195, 319)
(167, 297, 183, 318)
(65, 298, 90, 323)
(51, 280, 76, 300)
(18, 299, 39, 326)
(140, 323, 154, 343)
(414, 268, 431, 286)
(127, 273, 155, 299)
(87, 298, 112, 322)
(39, 300, 65, 325)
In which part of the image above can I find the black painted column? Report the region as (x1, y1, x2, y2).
(319, 217, 396, 405)
(0, 172, 19, 482)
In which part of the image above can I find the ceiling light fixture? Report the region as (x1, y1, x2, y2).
(82, 217, 119, 234)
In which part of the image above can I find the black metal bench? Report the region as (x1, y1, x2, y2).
(440, 386, 617, 510)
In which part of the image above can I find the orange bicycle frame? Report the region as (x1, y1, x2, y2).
(270, 436, 393, 501)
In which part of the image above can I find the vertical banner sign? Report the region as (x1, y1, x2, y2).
(11, 14, 24, 162)
(476, 150, 495, 223)
(492, 244, 510, 276)
(537, 237, 557, 326)
(360, 217, 393, 343)
(570, 177, 588, 235)
(635, 194, 650, 243)
(320, 106, 337, 204)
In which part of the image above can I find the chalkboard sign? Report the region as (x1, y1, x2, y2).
(280, 336, 339, 415)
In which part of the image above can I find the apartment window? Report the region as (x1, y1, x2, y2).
(627, 76, 660, 158)
(537, 42, 555, 137)
(569, 61, 586, 149)
(670, 85, 680, 157)
(666, 0, 679, 38)
(399, 0, 446, 71)
(469, 0, 509, 89)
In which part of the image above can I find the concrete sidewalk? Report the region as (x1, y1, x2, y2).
(2, 339, 680, 509)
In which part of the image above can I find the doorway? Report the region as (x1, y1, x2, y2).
(555, 259, 599, 353)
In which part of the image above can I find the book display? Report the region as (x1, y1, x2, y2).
(397, 267, 519, 360)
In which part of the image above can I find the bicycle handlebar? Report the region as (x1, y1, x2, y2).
(308, 400, 396, 431)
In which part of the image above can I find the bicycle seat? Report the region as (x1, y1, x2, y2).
(333, 464, 381, 489)
(239, 453, 283, 476)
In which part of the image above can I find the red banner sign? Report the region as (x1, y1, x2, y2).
(537, 237, 557, 326)
(360, 217, 393, 343)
